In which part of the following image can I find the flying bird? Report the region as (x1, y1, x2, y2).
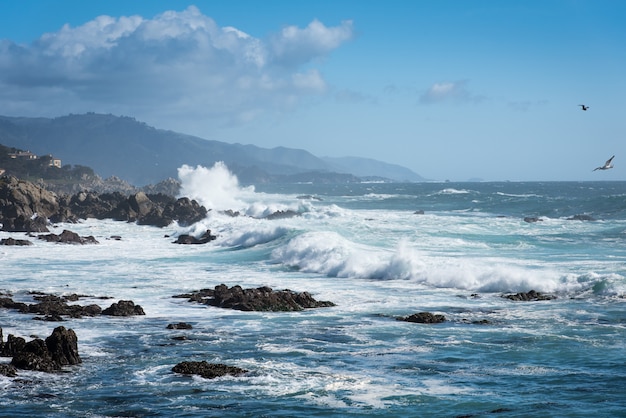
(579, 104, 589, 111)
(593, 155, 614, 171)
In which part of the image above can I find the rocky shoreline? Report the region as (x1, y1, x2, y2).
(0, 175, 206, 233)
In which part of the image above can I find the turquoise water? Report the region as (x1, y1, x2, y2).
(1, 175, 626, 417)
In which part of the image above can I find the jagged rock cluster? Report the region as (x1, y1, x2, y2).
(0, 326, 81, 374)
(174, 284, 336, 312)
(0, 292, 144, 321)
(0, 176, 206, 232)
(502, 289, 556, 301)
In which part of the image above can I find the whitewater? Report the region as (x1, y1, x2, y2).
(1, 163, 625, 417)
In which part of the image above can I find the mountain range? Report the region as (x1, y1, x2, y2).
(0, 113, 426, 186)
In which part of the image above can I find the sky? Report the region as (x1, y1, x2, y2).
(0, 0, 625, 181)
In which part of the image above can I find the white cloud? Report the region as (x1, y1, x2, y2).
(0, 6, 354, 133)
(270, 19, 354, 66)
(419, 80, 485, 104)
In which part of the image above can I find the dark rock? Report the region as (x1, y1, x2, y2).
(264, 210, 299, 220)
(503, 290, 556, 301)
(38, 229, 98, 244)
(172, 336, 188, 341)
(167, 322, 193, 330)
(102, 300, 145, 316)
(11, 339, 58, 372)
(567, 214, 595, 221)
(172, 361, 247, 379)
(414, 210, 425, 215)
(9, 326, 80, 372)
(397, 312, 446, 324)
(1, 293, 103, 319)
(82, 304, 103, 316)
(523, 217, 542, 223)
(33, 314, 65, 322)
(45, 326, 81, 366)
(0, 363, 17, 377)
(0, 237, 33, 246)
(1, 333, 27, 357)
(176, 284, 335, 312)
(173, 230, 216, 245)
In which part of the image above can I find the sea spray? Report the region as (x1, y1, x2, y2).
(177, 162, 252, 212)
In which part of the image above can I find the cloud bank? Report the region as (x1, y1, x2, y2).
(0, 6, 353, 131)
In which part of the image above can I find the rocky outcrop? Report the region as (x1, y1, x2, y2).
(142, 177, 181, 197)
(174, 284, 336, 312)
(1, 326, 81, 373)
(1, 176, 208, 230)
(0, 292, 145, 320)
(26, 294, 103, 319)
(172, 361, 247, 379)
(38, 229, 99, 244)
(102, 300, 145, 316)
(397, 312, 446, 324)
(0, 176, 60, 232)
(503, 290, 556, 301)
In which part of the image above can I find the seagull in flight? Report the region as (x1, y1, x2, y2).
(579, 104, 589, 111)
(593, 155, 614, 171)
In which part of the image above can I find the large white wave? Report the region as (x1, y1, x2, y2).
(271, 233, 602, 295)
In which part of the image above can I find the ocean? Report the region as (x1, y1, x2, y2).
(1, 164, 625, 417)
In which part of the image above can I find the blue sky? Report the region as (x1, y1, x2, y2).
(1, 0, 625, 181)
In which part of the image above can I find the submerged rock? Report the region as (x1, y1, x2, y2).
(167, 322, 193, 330)
(172, 361, 247, 379)
(567, 214, 595, 221)
(0, 237, 33, 246)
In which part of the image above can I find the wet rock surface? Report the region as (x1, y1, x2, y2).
(502, 290, 556, 301)
(174, 284, 336, 312)
(1, 176, 207, 231)
(172, 361, 248, 379)
(1, 326, 81, 373)
(397, 312, 446, 324)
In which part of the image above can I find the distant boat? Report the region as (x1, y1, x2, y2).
(593, 155, 614, 171)
(579, 104, 589, 111)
